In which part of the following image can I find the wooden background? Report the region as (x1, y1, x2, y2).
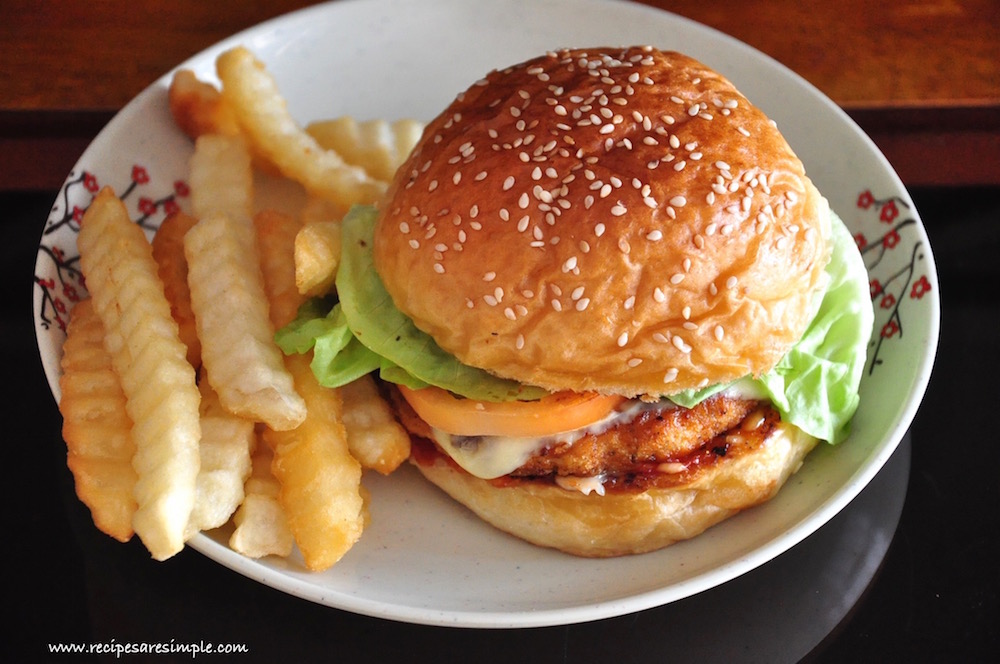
(1, 0, 997, 189)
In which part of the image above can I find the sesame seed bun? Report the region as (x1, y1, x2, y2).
(374, 46, 831, 397)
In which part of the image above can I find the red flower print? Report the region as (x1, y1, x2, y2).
(162, 198, 180, 216)
(132, 165, 150, 184)
(54, 298, 66, 314)
(883, 230, 900, 249)
(174, 180, 190, 197)
(84, 172, 99, 193)
(854, 233, 868, 250)
(881, 320, 899, 338)
(880, 200, 899, 223)
(64, 285, 81, 302)
(857, 190, 874, 209)
(138, 197, 157, 216)
(880, 293, 896, 309)
(870, 279, 883, 298)
(72, 206, 85, 223)
(911, 275, 932, 299)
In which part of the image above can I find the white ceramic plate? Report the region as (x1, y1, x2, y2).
(33, 0, 939, 628)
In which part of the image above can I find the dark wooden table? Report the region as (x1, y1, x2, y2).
(5, 1, 999, 662)
(2, 0, 998, 190)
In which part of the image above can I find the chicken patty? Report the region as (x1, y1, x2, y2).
(393, 387, 783, 493)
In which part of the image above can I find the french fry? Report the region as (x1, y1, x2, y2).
(184, 212, 306, 431)
(59, 298, 138, 543)
(263, 353, 365, 571)
(306, 116, 424, 182)
(186, 375, 254, 537)
(215, 46, 386, 208)
(151, 210, 201, 370)
(168, 68, 240, 140)
(253, 200, 364, 568)
(77, 188, 201, 561)
(253, 208, 306, 330)
(294, 195, 345, 297)
(229, 442, 294, 559)
(189, 133, 254, 224)
(340, 374, 411, 475)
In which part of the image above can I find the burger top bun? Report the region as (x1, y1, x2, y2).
(374, 46, 831, 397)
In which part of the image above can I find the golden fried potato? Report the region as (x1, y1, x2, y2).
(77, 188, 201, 561)
(341, 374, 411, 475)
(168, 68, 240, 140)
(253, 208, 305, 330)
(189, 133, 254, 224)
(186, 376, 254, 537)
(59, 298, 138, 543)
(294, 195, 347, 297)
(151, 210, 201, 369)
(184, 212, 306, 431)
(306, 116, 424, 182)
(215, 46, 386, 208)
(263, 353, 365, 571)
(229, 441, 294, 559)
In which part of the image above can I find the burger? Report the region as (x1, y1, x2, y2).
(281, 46, 874, 557)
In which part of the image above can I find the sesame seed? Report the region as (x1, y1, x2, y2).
(617, 332, 629, 347)
(516, 334, 525, 349)
(646, 229, 663, 241)
(653, 287, 666, 302)
(575, 298, 591, 311)
(726, 276, 738, 289)
(483, 272, 496, 281)
(663, 368, 679, 383)
(714, 325, 725, 341)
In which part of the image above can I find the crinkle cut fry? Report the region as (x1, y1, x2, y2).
(184, 212, 306, 431)
(77, 187, 201, 561)
(263, 353, 365, 571)
(59, 298, 138, 543)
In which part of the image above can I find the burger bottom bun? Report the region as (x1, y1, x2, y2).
(411, 422, 818, 557)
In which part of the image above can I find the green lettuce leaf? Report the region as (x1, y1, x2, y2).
(278, 205, 872, 443)
(669, 209, 873, 443)
(755, 210, 873, 443)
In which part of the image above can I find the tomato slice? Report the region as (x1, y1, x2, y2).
(397, 384, 625, 438)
